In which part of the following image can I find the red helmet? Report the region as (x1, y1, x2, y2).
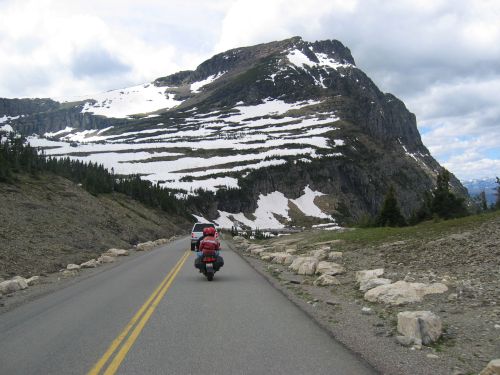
(202, 227, 211, 236)
(206, 227, 216, 236)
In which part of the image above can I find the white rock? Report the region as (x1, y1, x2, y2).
(136, 241, 154, 251)
(426, 354, 439, 359)
(289, 257, 319, 275)
(232, 236, 245, 242)
(479, 359, 500, 375)
(98, 255, 116, 264)
(285, 246, 298, 254)
(364, 281, 448, 306)
(0, 279, 25, 294)
(153, 238, 168, 246)
(62, 270, 78, 277)
(80, 259, 98, 268)
(328, 251, 343, 260)
(316, 261, 345, 276)
(66, 264, 81, 270)
(12, 276, 28, 290)
(106, 248, 129, 257)
(359, 278, 392, 292)
(495, 324, 500, 330)
(308, 248, 329, 260)
(361, 307, 374, 315)
(397, 311, 442, 345)
(26, 276, 40, 286)
(355, 269, 384, 284)
(314, 274, 340, 286)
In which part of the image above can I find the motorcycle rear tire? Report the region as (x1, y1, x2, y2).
(206, 272, 214, 281)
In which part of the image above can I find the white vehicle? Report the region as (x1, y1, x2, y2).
(190, 222, 217, 251)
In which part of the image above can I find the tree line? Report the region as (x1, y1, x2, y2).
(0, 132, 190, 217)
(375, 169, 500, 228)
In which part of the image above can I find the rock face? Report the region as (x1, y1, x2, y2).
(397, 311, 442, 345)
(364, 281, 448, 305)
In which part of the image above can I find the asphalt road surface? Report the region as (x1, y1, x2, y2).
(0, 236, 376, 374)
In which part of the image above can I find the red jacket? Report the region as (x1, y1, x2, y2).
(199, 235, 220, 255)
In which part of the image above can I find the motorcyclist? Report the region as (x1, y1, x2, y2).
(194, 227, 224, 271)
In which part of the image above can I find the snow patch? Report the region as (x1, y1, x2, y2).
(291, 186, 333, 219)
(191, 72, 226, 93)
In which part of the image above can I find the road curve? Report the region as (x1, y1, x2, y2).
(0, 236, 376, 374)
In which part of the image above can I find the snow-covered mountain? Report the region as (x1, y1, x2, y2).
(462, 178, 498, 205)
(0, 37, 467, 228)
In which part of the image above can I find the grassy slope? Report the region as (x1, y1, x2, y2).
(0, 173, 191, 278)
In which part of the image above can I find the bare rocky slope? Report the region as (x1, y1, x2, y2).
(229, 211, 500, 375)
(0, 174, 190, 279)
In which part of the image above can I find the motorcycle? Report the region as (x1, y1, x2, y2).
(196, 248, 222, 281)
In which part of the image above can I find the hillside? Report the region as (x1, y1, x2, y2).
(0, 173, 190, 279)
(0, 36, 467, 228)
(230, 210, 500, 374)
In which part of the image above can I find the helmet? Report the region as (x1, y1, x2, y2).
(206, 227, 216, 236)
(202, 227, 211, 236)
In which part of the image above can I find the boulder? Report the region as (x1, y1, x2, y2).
(285, 246, 298, 254)
(272, 253, 296, 266)
(0, 279, 25, 294)
(359, 278, 392, 292)
(355, 269, 384, 284)
(250, 247, 267, 256)
(289, 257, 319, 275)
(365, 281, 448, 305)
(62, 270, 78, 277)
(397, 311, 442, 345)
(479, 359, 500, 375)
(260, 253, 273, 261)
(153, 238, 168, 246)
(98, 255, 116, 264)
(308, 248, 329, 260)
(106, 248, 129, 257)
(136, 241, 154, 251)
(361, 307, 374, 315)
(12, 276, 29, 290)
(80, 259, 98, 268)
(314, 274, 340, 286)
(316, 261, 345, 276)
(328, 251, 343, 260)
(232, 236, 245, 242)
(66, 264, 81, 270)
(26, 276, 40, 286)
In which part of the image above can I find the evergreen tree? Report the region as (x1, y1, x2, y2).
(376, 186, 406, 227)
(431, 169, 468, 219)
(479, 191, 488, 212)
(495, 177, 500, 210)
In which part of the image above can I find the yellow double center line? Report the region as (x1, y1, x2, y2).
(88, 250, 191, 375)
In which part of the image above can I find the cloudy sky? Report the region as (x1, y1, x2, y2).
(0, 0, 499, 181)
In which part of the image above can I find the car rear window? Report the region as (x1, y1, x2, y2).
(193, 223, 215, 232)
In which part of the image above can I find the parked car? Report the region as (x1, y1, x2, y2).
(190, 222, 217, 251)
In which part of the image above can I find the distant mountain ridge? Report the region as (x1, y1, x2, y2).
(462, 178, 498, 205)
(0, 36, 467, 228)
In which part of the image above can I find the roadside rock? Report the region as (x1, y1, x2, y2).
(361, 307, 374, 315)
(135, 241, 154, 251)
(66, 264, 81, 271)
(309, 248, 329, 260)
(232, 236, 245, 242)
(289, 257, 319, 275)
(479, 359, 500, 375)
(26, 276, 40, 286)
(153, 238, 168, 246)
(364, 281, 448, 305)
(97, 255, 116, 264)
(395, 335, 414, 347)
(328, 251, 343, 260)
(356, 269, 384, 284)
(316, 261, 345, 276)
(314, 274, 341, 286)
(359, 278, 392, 292)
(285, 246, 298, 254)
(106, 248, 129, 257)
(80, 259, 98, 268)
(12, 276, 29, 289)
(271, 253, 296, 265)
(397, 311, 442, 345)
(61, 270, 78, 277)
(0, 278, 27, 294)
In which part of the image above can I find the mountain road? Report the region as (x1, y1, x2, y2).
(0, 236, 376, 374)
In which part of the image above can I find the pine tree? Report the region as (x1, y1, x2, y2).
(495, 177, 500, 210)
(376, 186, 406, 227)
(479, 191, 488, 212)
(431, 169, 468, 219)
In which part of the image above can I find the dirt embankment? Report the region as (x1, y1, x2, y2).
(229, 211, 500, 375)
(0, 174, 190, 278)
